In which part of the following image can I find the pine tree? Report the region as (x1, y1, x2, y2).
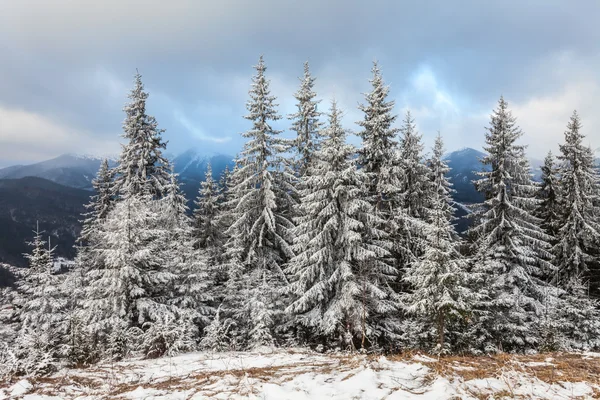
(553, 111, 600, 287)
(536, 151, 561, 240)
(355, 62, 408, 312)
(193, 164, 223, 257)
(218, 56, 293, 349)
(15, 224, 66, 374)
(356, 61, 401, 215)
(113, 72, 172, 199)
(468, 96, 553, 353)
(289, 61, 323, 178)
(162, 170, 213, 332)
(402, 135, 476, 354)
(287, 100, 396, 350)
(398, 111, 431, 220)
(82, 193, 184, 359)
(79, 159, 114, 246)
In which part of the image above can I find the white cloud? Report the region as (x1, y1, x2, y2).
(0, 106, 120, 164)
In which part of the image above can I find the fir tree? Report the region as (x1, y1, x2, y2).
(287, 100, 396, 349)
(193, 164, 223, 255)
(398, 111, 431, 220)
(113, 72, 172, 199)
(355, 62, 407, 309)
(288, 61, 323, 178)
(82, 193, 185, 359)
(16, 224, 66, 374)
(402, 135, 476, 353)
(79, 159, 114, 246)
(218, 56, 293, 348)
(536, 151, 561, 240)
(356, 61, 401, 215)
(553, 111, 600, 288)
(468, 96, 553, 353)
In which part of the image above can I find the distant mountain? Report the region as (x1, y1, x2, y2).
(0, 151, 235, 202)
(443, 148, 488, 205)
(0, 177, 90, 267)
(173, 150, 235, 206)
(0, 154, 116, 190)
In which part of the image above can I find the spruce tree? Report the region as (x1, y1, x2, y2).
(162, 170, 213, 333)
(402, 135, 475, 353)
(82, 193, 187, 359)
(79, 159, 114, 246)
(287, 100, 396, 350)
(289, 61, 323, 178)
(553, 111, 600, 287)
(398, 111, 431, 220)
(217, 56, 293, 349)
(536, 151, 561, 240)
(355, 62, 408, 309)
(16, 224, 66, 374)
(356, 61, 401, 215)
(193, 164, 223, 257)
(113, 72, 172, 199)
(468, 96, 552, 353)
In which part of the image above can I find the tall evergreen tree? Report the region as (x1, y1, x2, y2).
(355, 62, 407, 305)
(402, 135, 475, 353)
(162, 170, 213, 341)
(356, 61, 401, 215)
(113, 72, 172, 199)
(468, 96, 552, 353)
(79, 159, 114, 246)
(217, 56, 293, 348)
(536, 151, 561, 240)
(82, 193, 189, 359)
(193, 164, 223, 255)
(553, 111, 600, 287)
(289, 61, 323, 178)
(287, 100, 396, 350)
(398, 111, 431, 220)
(15, 224, 66, 374)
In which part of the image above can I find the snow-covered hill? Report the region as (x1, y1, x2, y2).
(2, 350, 599, 399)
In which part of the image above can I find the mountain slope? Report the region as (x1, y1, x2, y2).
(0, 177, 90, 267)
(0, 154, 115, 190)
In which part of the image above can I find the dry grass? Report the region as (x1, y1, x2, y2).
(8, 351, 600, 399)
(386, 351, 600, 387)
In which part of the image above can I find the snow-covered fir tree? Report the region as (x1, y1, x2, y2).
(215, 56, 293, 349)
(288, 61, 323, 178)
(193, 164, 223, 259)
(287, 100, 396, 350)
(162, 169, 213, 332)
(82, 192, 191, 360)
(15, 224, 66, 375)
(79, 158, 114, 246)
(468, 96, 553, 353)
(398, 111, 431, 221)
(113, 72, 172, 199)
(355, 62, 409, 304)
(536, 151, 561, 241)
(356, 62, 401, 215)
(553, 111, 600, 287)
(402, 135, 476, 354)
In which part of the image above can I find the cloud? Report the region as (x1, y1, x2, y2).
(0, 1, 599, 164)
(0, 106, 120, 166)
(174, 110, 232, 144)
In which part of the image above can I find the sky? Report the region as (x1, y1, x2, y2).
(1, 0, 599, 167)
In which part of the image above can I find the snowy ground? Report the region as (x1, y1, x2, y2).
(2, 349, 600, 399)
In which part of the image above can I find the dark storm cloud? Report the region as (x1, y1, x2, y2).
(0, 0, 599, 165)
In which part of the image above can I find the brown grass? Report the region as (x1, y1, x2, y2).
(8, 351, 600, 399)
(386, 351, 600, 387)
